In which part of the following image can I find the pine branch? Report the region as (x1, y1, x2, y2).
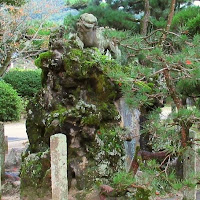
(158, 57, 188, 147)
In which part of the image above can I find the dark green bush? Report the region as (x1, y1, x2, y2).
(3, 68, 42, 98)
(171, 6, 200, 34)
(151, 17, 167, 29)
(0, 81, 22, 122)
(186, 14, 200, 36)
(64, 6, 139, 31)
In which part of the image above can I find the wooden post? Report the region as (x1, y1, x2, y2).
(50, 133, 68, 200)
(183, 131, 197, 200)
(0, 122, 5, 181)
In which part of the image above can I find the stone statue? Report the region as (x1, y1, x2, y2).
(76, 13, 121, 59)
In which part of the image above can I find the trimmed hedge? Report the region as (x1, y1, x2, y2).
(3, 68, 42, 98)
(0, 81, 22, 122)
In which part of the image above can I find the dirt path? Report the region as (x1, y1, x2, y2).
(4, 119, 28, 152)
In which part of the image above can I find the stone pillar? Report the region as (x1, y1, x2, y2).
(50, 133, 68, 200)
(0, 156, 1, 199)
(5, 136, 8, 155)
(0, 122, 5, 181)
(183, 131, 196, 200)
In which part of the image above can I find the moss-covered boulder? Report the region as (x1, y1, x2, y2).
(21, 27, 125, 199)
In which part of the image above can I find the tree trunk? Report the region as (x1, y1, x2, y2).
(140, 0, 150, 36)
(0, 52, 12, 77)
(161, 0, 176, 45)
(162, 67, 188, 147)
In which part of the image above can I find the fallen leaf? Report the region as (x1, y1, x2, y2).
(186, 60, 192, 65)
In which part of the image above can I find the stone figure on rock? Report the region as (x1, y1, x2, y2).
(21, 13, 124, 199)
(76, 13, 121, 59)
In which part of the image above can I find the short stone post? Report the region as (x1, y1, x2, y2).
(0, 156, 1, 199)
(0, 157, 1, 199)
(183, 131, 197, 200)
(0, 122, 5, 181)
(4, 136, 8, 155)
(50, 133, 68, 200)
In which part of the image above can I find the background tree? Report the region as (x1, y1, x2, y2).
(0, 0, 62, 76)
(0, 0, 26, 6)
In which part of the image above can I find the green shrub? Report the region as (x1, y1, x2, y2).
(186, 14, 200, 36)
(64, 6, 139, 31)
(0, 81, 22, 122)
(3, 68, 42, 98)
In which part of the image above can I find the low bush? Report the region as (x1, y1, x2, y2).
(3, 68, 42, 98)
(0, 81, 22, 122)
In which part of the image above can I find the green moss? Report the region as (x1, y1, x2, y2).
(46, 104, 68, 126)
(86, 125, 125, 182)
(46, 100, 102, 128)
(81, 113, 101, 126)
(89, 73, 118, 102)
(20, 150, 51, 198)
(35, 51, 53, 68)
(99, 102, 119, 121)
(63, 48, 96, 78)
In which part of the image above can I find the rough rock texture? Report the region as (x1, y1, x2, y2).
(20, 24, 125, 199)
(5, 148, 24, 169)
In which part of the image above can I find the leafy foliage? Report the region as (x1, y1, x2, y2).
(0, 80, 22, 121)
(3, 68, 42, 98)
(186, 14, 200, 36)
(112, 171, 135, 190)
(25, 20, 56, 50)
(171, 6, 200, 35)
(65, 0, 91, 8)
(137, 160, 198, 196)
(64, 6, 139, 31)
(103, 24, 200, 156)
(0, 0, 26, 6)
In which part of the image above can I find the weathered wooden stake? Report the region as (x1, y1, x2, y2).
(183, 131, 197, 200)
(50, 133, 68, 200)
(0, 122, 5, 181)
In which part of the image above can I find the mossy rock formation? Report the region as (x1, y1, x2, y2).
(21, 27, 125, 199)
